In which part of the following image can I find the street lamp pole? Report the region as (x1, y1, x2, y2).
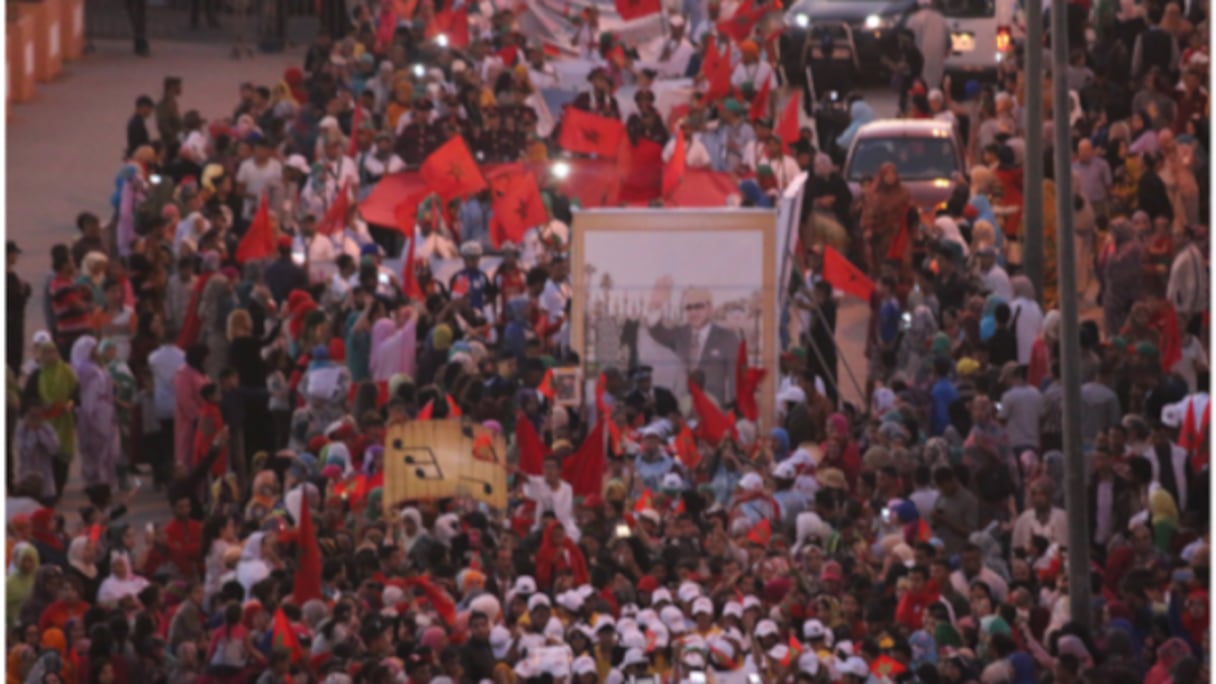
(1022, 0, 1044, 299)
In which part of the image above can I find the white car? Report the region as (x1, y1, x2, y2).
(941, 0, 1021, 81)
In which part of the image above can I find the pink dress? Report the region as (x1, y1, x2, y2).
(173, 365, 209, 468)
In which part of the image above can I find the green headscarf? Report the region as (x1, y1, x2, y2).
(930, 333, 952, 358)
(6, 543, 40, 626)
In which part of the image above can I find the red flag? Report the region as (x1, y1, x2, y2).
(488, 167, 547, 247)
(734, 339, 767, 422)
(347, 105, 363, 157)
(561, 421, 606, 497)
(420, 136, 486, 200)
(662, 127, 686, 198)
(688, 379, 735, 445)
(318, 181, 352, 236)
(748, 76, 771, 122)
(446, 395, 462, 418)
(823, 245, 875, 302)
(537, 368, 556, 400)
(395, 202, 425, 302)
(516, 412, 549, 476)
(703, 45, 734, 102)
(418, 395, 461, 420)
(886, 221, 910, 261)
(674, 422, 701, 471)
(542, 42, 563, 58)
(747, 518, 772, 546)
(292, 500, 322, 604)
(271, 608, 303, 663)
(418, 400, 434, 420)
(432, 5, 470, 47)
(717, 0, 767, 42)
(1153, 302, 1182, 371)
(782, 633, 802, 667)
(619, 139, 664, 202)
(615, 0, 661, 20)
(634, 488, 654, 512)
(235, 193, 276, 263)
(699, 35, 721, 81)
(776, 92, 801, 150)
(559, 107, 626, 158)
(403, 576, 457, 626)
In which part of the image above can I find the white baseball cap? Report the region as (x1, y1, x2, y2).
(512, 576, 537, 596)
(651, 588, 673, 605)
(755, 619, 780, 638)
(621, 629, 647, 650)
(573, 655, 597, 675)
(660, 605, 688, 633)
(738, 472, 764, 491)
(772, 460, 797, 479)
(741, 595, 762, 611)
(692, 597, 714, 616)
(723, 601, 743, 619)
(622, 648, 649, 667)
(767, 644, 790, 661)
(677, 581, 702, 603)
(527, 593, 551, 611)
(803, 619, 827, 641)
(839, 656, 870, 677)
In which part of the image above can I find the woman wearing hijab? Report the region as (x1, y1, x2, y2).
(96, 551, 149, 609)
(7, 543, 40, 627)
(1148, 484, 1180, 551)
(65, 537, 99, 604)
(174, 344, 210, 469)
(1102, 218, 1145, 336)
(860, 162, 915, 274)
(22, 336, 77, 498)
(198, 270, 236, 380)
(100, 338, 138, 488)
(236, 531, 280, 600)
(71, 337, 121, 492)
(18, 565, 62, 628)
(369, 307, 418, 384)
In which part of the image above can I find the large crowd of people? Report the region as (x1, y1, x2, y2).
(1, 0, 1211, 681)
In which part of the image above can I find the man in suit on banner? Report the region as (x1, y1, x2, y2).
(646, 277, 739, 405)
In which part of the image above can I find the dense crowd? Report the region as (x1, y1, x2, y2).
(1, 0, 1212, 681)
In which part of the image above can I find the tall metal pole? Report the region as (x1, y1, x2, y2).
(1050, 1, 1092, 631)
(1022, 2, 1044, 299)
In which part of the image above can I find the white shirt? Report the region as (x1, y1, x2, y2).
(640, 36, 696, 78)
(148, 344, 186, 420)
(662, 133, 712, 168)
(181, 130, 208, 164)
(1172, 337, 1208, 394)
(236, 158, 284, 219)
(1011, 507, 1069, 551)
(360, 153, 405, 179)
(730, 61, 774, 90)
(541, 278, 571, 348)
(1167, 243, 1208, 316)
(522, 475, 580, 542)
(174, 212, 210, 252)
(1010, 298, 1044, 364)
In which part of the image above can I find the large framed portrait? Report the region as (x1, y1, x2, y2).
(571, 209, 778, 424)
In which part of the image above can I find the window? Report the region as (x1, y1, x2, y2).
(845, 136, 960, 181)
(940, 0, 996, 18)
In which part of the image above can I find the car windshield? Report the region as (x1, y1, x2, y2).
(940, 0, 995, 18)
(846, 135, 960, 181)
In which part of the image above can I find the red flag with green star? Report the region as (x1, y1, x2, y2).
(615, 0, 661, 20)
(420, 135, 487, 201)
(271, 608, 303, 663)
(488, 166, 547, 248)
(822, 245, 874, 302)
(558, 107, 626, 158)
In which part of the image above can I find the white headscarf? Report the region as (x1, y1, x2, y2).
(70, 335, 98, 372)
(68, 536, 97, 579)
(97, 550, 149, 606)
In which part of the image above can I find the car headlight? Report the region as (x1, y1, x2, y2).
(863, 13, 892, 29)
(794, 12, 810, 28)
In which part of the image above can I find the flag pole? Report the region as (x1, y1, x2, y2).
(805, 302, 866, 406)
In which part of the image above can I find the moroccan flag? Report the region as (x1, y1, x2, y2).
(432, 4, 470, 47)
(748, 76, 771, 122)
(619, 138, 664, 202)
(516, 412, 549, 476)
(561, 421, 606, 497)
(488, 168, 547, 248)
(872, 655, 908, 677)
(703, 45, 733, 102)
(235, 193, 275, 263)
(734, 339, 767, 422)
(823, 245, 874, 301)
(717, 0, 767, 42)
(271, 609, 303, 663)
(347, 105, 363, 157)
(782, 634, 802, 667)
(615, 0, 661, 20)
(391, 0, 418, 19)
(420, 136, 486, 201)
(662, 128, 686, 199)
(395, 202, 425, 302)
(559, 107, 626, 158)
(674, 422, 701, 470)
(776, 92, 801, 150)
(699, 35, 721, 81)
(318, 181, 352, 236)
(634, 488, 654, 512)
(747, 518, 772, 546)
(537, 368, 556, 400)
(688, 379, 735, 445)
(292, 501, 322, 604)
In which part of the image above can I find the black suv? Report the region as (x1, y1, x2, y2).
(780, 0, 917, 91)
